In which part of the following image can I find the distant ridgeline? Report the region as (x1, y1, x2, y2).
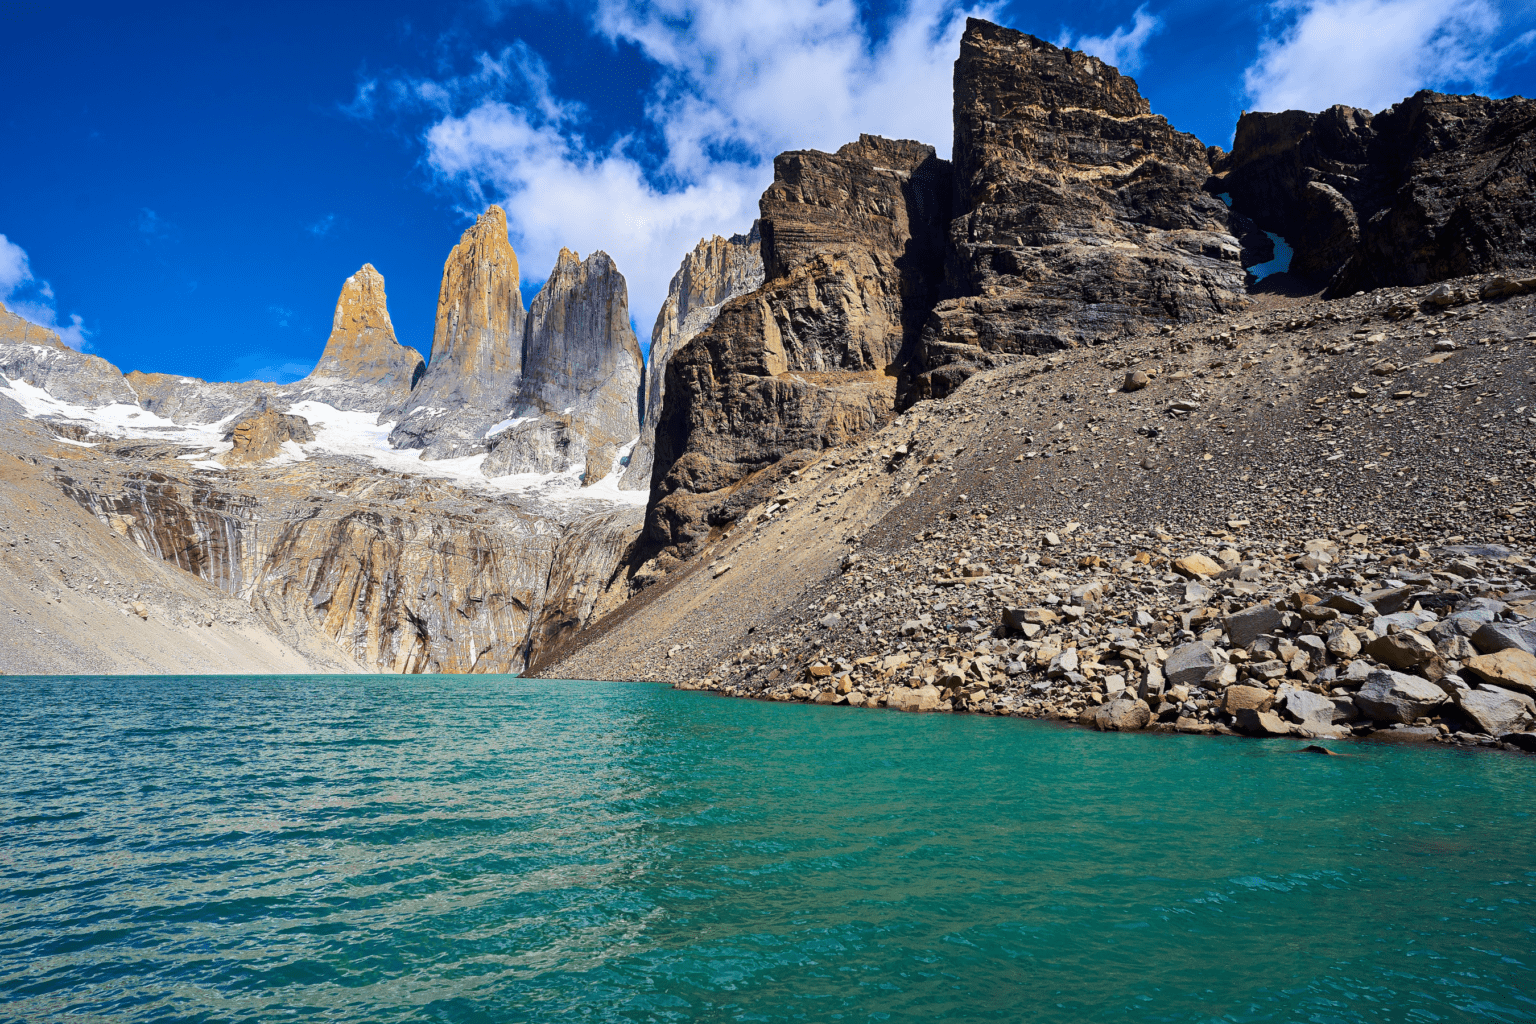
(1, 16, 1532, 675)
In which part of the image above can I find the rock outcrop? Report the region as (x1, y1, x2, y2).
(915, 20, 1247, 398)
(0, 301, 67, 349)
(294, 264, 425, 411)
(482, 249, 643, 483)
(1216, 91, 1536, 296)
(645, 135, 951, 555)
(388, 206, 526, 457)
(220, 406, 315, 465)
(621, 226, 764, 490)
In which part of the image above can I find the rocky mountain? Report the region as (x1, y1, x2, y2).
(483, 248, 643, 484)
(621, 226, 763, 490)
(299, 263, 425, 410)
(645, 135, 951, 559)
(0, 301, 67, 349)
(1215, 91, 1536, 296)
(916, 20, 1248, 399)
(388, 205, 527, 457)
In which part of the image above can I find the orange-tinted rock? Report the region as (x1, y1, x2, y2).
(295, 264, 424, 411)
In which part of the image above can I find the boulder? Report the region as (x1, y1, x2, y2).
(1173, 554, 1223, 578)
(1275, 686, 1339, 732)
(888, 684, 942, 712)
(1362, 630, 1437, 669)
(1088, 697, 1152, 732)
(1463, 649, 1536, 698)
(1354, 670, 1447, 724)
(1471, 622, 1536, 656)
(1225, 603, 1282, 647)
(1165, 642, 1218, 688)
(1454, 686, 1536, 735)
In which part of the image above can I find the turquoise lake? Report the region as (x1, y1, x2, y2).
(2, 676, 1533, 1023)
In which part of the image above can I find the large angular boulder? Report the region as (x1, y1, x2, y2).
(1454, 686, 1536, 735)
(1165, 642, 1219, 688)
(1226, 603, 1282, 647)
(1085, 697, 1151, 732)
(1471, 622, 1536, 656)
(1464, 649, 1536, 698)
(1354, 670, 1447, 724)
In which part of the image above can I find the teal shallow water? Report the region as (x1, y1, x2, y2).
(1, 677, 1533, 1023)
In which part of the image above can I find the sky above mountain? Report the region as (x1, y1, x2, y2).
(2, 0, 1533, 383)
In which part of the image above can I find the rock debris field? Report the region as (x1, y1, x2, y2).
(548, 273, 1536, 753)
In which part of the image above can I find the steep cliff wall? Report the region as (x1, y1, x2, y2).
(1217, 91, 1536, 295)
(916, 19, 1247, 398)
(644, 135, 951, 556)
(621, 226, 763, 490)
(296, 263, 425, 411)
(482, 249, 643, 483)
(388, 206, 527, 457)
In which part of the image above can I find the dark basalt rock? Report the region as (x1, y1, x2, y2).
(1217, 91, 1536, 296)
(915, 19, 1248, 399)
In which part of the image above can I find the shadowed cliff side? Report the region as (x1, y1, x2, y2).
(642, 135, 951, 562)
(1215, 91, 1536, 297)
(483, 248, 644, 485)
(621, 226, 764, 490)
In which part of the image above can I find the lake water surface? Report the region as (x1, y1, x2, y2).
(2, 676, 1532, 1023)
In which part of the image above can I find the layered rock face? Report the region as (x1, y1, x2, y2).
(388, 206, 526, 457)
(0, 301, 67, 349)
(1216, 92, 1536, 296)
(645, 135, 951, 554)
(621, 226, 763, 490)
(220, 408, 315, 466)
(483, 249, 643, 483)
(296, 264, 425, 410)
(916, 20, 1246, 398)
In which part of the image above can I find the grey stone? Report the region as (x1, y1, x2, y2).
(818, 613, 843, 629)
(1471, 622, 1536, 656)
(1165, 642, 1218, 688)
(1455, 686, 1536, 735)
(1275, 686, 1338, 731)
(1354, 670, 1448, 724)
(1089, 697, 1152, 732)
(1225, 603, 1282, 647)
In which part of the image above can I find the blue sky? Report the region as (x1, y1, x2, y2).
(2, 0, 1533, 383)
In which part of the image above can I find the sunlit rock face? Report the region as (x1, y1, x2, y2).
(387, 205, 527, 458)
(295, 264, 424, 411)
(483, 248, 643, 485)
(621, 226, 763, 491)
(914, 19, 1247, 400)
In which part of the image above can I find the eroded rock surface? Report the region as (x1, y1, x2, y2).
(295, 264, 425, 411)
(917, 20, 1247, 399)
(389, 205, 527, 457)
(483, 248, 643, 483)
(646, 135, 950, 555)
(622, 226, 764, 490)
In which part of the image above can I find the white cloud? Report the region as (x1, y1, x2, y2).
(1056, 5, 1163, 73)
(388, 0, 991, 339)
(308, 213, 337, 237)
(0, 234, 91, 351)
(1243, 0, 1531, 113)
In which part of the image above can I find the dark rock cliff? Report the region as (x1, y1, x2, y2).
(916, 19, 1247, 399)
(1217, 91, 1536, 296)
(644, 135, 951, 556)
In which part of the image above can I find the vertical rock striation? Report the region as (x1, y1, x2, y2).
(645, 135, 950, 555)
(621, 226, 764, 490)
(294, 264, 425, 411)
(483, 249, 643, 483)
(915, 19, 1246, 398)
(387, 205, 526, 457)
(1215, 91, 1536, 296)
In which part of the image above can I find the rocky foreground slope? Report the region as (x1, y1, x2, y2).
(543, 272, 1536, 750)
